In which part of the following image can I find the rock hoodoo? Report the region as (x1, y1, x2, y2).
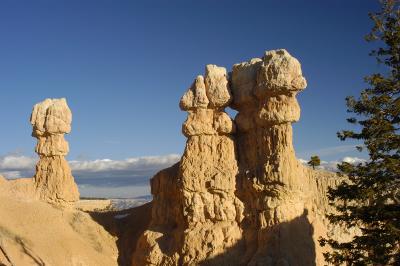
(232, 49, 322, 265)
(0, 99, 119, 266)
(30, 98, 79, 205)
(133, 50, 342, 266)
(133, 65, 244, 265)
(178, 65, 244, 265)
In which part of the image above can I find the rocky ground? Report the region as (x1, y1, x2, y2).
(0, 189, 118, 266)
(0, 184, 153, 266)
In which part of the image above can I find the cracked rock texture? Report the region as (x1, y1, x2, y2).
(132, 65, 243, 266)
(133, 50, 347, 266)
(31, 98, 79, 206)
(232, 49, 331, 265)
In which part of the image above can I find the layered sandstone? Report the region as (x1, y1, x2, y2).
(132, 65, 244, 265)
(232, 49, 330, 265)
(31, 98, 79, 205)
(133, 50, 343, 266)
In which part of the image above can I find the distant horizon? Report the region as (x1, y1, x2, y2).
(0, 151, 365, 198)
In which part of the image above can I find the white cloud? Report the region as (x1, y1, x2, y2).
(299, 156, 367, 172)
(1, 171, 24, 179)
(0, 155, 37, 170)
(298, 158, 308, 165)
(1, 153, 367, 181)
(69, 154, 180, 173)
(0, 154, 181, 180)
(1, 153, 367, 198)
(342, 156, 366, 164)
(0, 153, 367, 180)
(0, 155, 37, 179)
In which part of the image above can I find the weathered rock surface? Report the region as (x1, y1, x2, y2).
(0, 99, 120, 266)
(231, 49, 339, 265)
(0, 51, 351, 265)
(0, 189, 118, 266)
(132, 65, 243, 266)
(31, 98, 79, 205)
(0, 99, 79, 206)
(133, 50, 345, 266)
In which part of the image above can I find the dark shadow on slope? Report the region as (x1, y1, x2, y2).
(15, 237, 45, 266)
(0, 243, 13, 266)
(200, 209, 316, 266)
(0, 225, 46, 266)
(88, 202, 152, 266)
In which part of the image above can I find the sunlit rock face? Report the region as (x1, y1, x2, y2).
(231, 49, 307, 226)
(133, 50, 346, 266)
(232, 49, 316, 265)
(31, 98, 79, 206)
(132, 64, 243, 266)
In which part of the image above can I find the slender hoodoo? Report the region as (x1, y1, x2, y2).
(132, 65, 244, 265)
(31, 98, 79, 206)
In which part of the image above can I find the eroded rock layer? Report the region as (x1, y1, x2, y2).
(31, 98, 79, 205)
(133, 65, 244, 266)
(232, 49, 326, 265)
(133, 50, 343, 266)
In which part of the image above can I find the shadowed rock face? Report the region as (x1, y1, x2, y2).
(132, 50, 346, 266)
(31, 98, 79, 206)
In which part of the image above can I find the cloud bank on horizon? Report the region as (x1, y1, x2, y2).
(0, 154, 181, 198)
(0, 152, 366, 198)
(298, 156, 366, 172)
(0, 154, 180, 179)
(0, 153, 367, 179)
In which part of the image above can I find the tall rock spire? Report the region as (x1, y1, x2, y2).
(231, 49, 318, 265)
(30, 98, 79, 206)
(132, 65, 244, 265)
(133, 50, 344, 266)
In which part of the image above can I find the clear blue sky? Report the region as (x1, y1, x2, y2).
(0, 0, 380, 162)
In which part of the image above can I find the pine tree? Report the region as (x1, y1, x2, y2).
(319, 1, 400, 264)
(308, 155, 321, 170)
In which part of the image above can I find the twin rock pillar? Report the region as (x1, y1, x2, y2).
(133, 49, 328, 266)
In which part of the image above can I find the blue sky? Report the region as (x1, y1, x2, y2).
(0, 1, 382, 196)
